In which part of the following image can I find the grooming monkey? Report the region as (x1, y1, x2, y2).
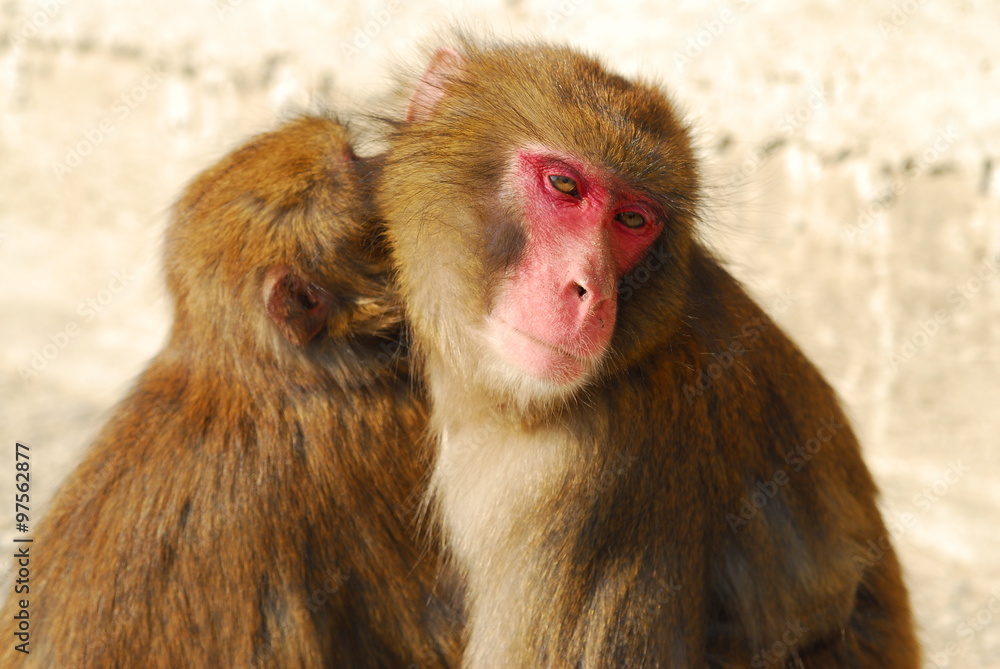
(1, 116, 460, 668)
(377, 39, 920, 668)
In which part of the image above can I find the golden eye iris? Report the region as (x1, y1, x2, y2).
(615, 211, 646, 229)
(549, 175, 579, 197)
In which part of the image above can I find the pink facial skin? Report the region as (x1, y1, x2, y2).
(487, 149, 663, 385)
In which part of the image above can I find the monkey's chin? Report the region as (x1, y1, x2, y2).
(485, 320, 596, 389)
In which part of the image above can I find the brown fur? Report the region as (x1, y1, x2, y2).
(0, 116, 461, 668)
(377, 37, 920, 668)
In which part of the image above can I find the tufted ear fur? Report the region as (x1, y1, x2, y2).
(406, 46, 465, 122)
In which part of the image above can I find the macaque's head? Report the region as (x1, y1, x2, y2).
(166, 117, 399, 363)
(380, 39, 700, 404)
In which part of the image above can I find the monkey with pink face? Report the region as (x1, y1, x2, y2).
(378, 38, 920, 668)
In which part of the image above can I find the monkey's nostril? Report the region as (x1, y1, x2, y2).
(575, 283, 588, 300)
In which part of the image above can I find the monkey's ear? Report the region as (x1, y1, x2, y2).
(263, 266, 331, 346)
(407, 46, 464, 122)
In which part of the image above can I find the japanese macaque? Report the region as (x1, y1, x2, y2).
(377, 39, 920, 668)
(0, 117, 460, 668)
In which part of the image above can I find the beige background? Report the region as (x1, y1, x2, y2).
(1, 0, 998, 665)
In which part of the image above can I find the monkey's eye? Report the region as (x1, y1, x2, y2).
(549, 175, 580, 197)
(615, 211, 646, 229)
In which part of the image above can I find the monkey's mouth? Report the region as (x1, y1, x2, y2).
(487, 319, 594, 385)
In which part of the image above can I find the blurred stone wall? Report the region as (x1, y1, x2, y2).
(1, 1, 997, 665)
